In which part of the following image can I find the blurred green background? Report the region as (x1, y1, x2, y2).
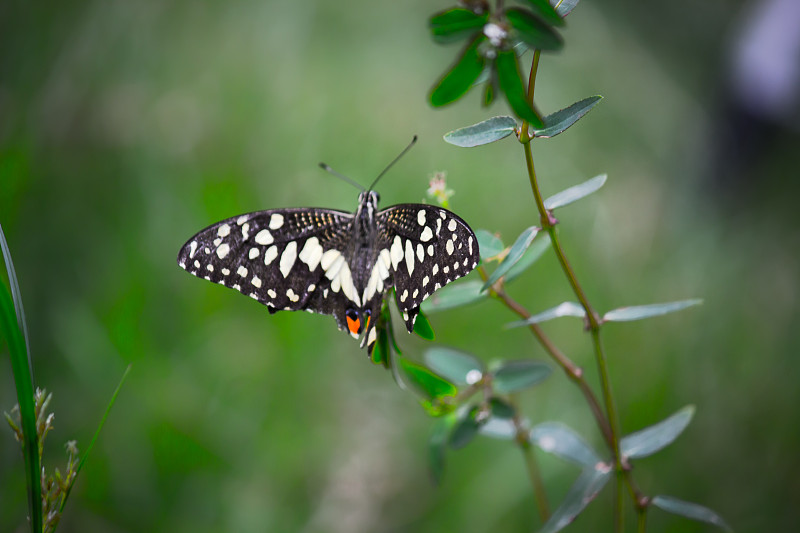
(2, 1, 799, 532)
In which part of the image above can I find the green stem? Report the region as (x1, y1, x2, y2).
(510, 395, 550, 521)
(519, 50, 626, 532)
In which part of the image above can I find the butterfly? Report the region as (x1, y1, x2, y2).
(177, 137, 479, 355)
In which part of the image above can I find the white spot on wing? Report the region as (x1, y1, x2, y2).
(448, 219, 457, 232)
(400, 289, 408, 302)
(446, 239, 454, 255)
(416, 243, 425, 263)
(249, 247, 260, 259)
(237, 215, 248, 225)
(221, 268, 230, 276)
(427, 244, 434, 256)
(405, 239, 415, 276)
(255, 229, 273, 245)
(241, 223, 250, 241)
(252, 276, 262, 288)
(391, 236, 403, 271)
(267, 289, 277, 298)
(264, 245, 278, 265)
(417, 210, 426, 225)
(237, 265, 248, 277)
(299, 237, 323, 272)
(286, 288, 299, 302)
(217, 224, 231, 237)
(422, 275, 429, 286)
(420, 226, 433, 242)
(189, 241, 198, 258)
(269, 214, 284, 230)
(216, 243, 230, 259)
(280, 241, 297, 277)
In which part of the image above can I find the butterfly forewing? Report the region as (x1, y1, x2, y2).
(377, 204, 480, 331)
(178, 208, 354, 312)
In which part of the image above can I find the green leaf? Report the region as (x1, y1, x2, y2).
(539, 465, 613, 533)
(443, 115, 517, 147)
(620, 405, 695, 459)
(475, 229, 504, 260)
(552, 0, 580, 17)
(544, 174, 608, 210)
(505, 8, 563, 51)
(429, 8, 488, 43)
(421, 280, 486, 313)
(449, 407, 482, 449)
(531, 422, 601, 467)
(489, 397, 516, 419)
(480, 417, 516, 440)
(496, 50, 544, 127)
(370, 323, 390, 366)
(532, 96, 602, 138)
(482, 78, 496, 107)
(424, 346, 484, 386)
(0, 225, 42, 533)
(398, 357, 457, 401)
(603, 299, 703, 322)
(413, 309, 435, 340)
(519, 0, 566, 26)
(492, 359, 552, 394)
(429, 412, 458, 484)
(503, 233, 550, 284)
(651, 495, 732, 532)
(505, 301, 585, 329)
(481, 226, 539, 291)
(430, 36, 487, 107)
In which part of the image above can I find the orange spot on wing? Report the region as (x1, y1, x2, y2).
(346, 315, 361, 335)
(364, 315, 371, 332)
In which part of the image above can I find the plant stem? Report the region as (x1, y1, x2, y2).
(510, 395, 550, 521)
(519, 49, 627, 532)
(479, 267, 614, 447)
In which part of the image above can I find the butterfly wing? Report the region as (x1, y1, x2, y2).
(376, 204, 480, 332)
(177, 208, 356, 323)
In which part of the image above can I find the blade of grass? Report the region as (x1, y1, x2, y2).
(0, 284, 41, 533)
(0, 224, 32, 378)
(59, 363, 132, 513)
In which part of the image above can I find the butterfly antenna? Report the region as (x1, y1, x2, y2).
(318, 162, 366, 192)
(367, 135, 418, 191)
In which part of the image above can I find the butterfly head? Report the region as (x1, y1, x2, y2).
(357, 190, 380, 220)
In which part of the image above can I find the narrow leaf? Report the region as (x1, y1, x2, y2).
(429, 412, 458, 484)
(531, 422, 601, 467)
(482, 78, 496, 107)
(532, 96, 602, 138)
(604, 299, 703, 322)
(519, 0, 565, 26)
(413, 309, 435, 340)
(424, 346, 484, 386)
(444, 116, 517, 147)
(449, 408, 482, 449)
(475, 229, 504, 260)
(505, 8, 563, 51)
(429, 8, 488, 43)
(492, 359, 552, 394)
(552, 0, 580, 17)
(651, 495, 732, 532)
(539, 465, 613, 533)
(505, 301, 585, 329)
(621, 405, 695, 459)
(544, 174, 608, 210)
(430, 36, 487, 107)
(496, 50, 544, 128)
(421, 280, 486, 313)
(503, 233, 550, 284)
(481, 226, 539, 290)
(398, 357, 457, 401)
(489, 397, 516, 419)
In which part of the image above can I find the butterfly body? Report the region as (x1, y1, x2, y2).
(178, 189, 479, 354)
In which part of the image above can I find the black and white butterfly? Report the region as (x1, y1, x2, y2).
(177, 138, 479, 355)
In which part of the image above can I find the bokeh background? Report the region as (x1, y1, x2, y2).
(2, 1, 799, 532)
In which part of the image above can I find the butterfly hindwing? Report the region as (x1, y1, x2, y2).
(177, 208, 354, 312)
(377, 204, 480, 332)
